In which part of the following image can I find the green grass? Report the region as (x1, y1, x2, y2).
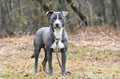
(0, 36, 120, 79)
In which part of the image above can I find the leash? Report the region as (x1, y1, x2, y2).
(56, 40, 71, 76)
(55, 40, 64, 72)
(55, 29, 71, 76)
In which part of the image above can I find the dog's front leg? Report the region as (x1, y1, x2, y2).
(61, 48, 67, 77)
(47, 49, 53, 76)
(61, 38, 68, 77)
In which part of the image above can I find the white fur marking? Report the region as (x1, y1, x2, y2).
(51, 40, 64, 49)
(54, 28, 63, 39)
(51, 28, 64, 49)
(54, 14, 62, 28)
(58, 40, 64, 48)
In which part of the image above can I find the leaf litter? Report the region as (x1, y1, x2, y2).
(0, 26, 120, 79)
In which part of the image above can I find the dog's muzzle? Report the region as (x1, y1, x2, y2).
(54, 23, 61, 29)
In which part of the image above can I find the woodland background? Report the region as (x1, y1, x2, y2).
(0, 0, 120, 37)
(0, 0, 120, 79)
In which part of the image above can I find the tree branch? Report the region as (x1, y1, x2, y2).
(36, 0, 50, 12)
(66, 0, 88, 26)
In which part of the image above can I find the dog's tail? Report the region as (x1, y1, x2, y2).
(31, 54, 34, 58)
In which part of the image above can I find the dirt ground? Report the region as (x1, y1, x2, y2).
(0, 26, 120, 79)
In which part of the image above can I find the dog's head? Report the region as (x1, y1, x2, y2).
(46, 11, 68, 31)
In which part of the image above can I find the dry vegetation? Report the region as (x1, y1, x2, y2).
(0, 26, 120, 79)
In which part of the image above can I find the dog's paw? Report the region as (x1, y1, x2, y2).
(34, 72, 39, 76)
(62, 76, 66, 79)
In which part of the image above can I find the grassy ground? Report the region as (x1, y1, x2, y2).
(0, 26, 120, 79)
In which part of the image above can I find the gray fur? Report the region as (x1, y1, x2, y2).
(32, 11, 68, 77)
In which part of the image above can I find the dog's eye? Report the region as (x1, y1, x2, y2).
(59, 17, 63, 20)
(53, 17, 57, 21)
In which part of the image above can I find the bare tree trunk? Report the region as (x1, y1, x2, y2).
(104, 0, 120, 28)
(0, 0, 15, 37)
(111, 0, 119, 28)
(0, 0, 8, 37)
(66, 0, 88, 26)
(1, 0, 7, 29)
(9, 0, 12, 11)
(58, 0, 66, 11)
(18, 0, 21, 16)
(101, 0, 106, 24)
(36, 0, 49, 12)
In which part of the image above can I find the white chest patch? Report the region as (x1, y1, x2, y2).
(54, 28, 63, 39)
(51, 28, 64, 49)
(51, 40, 64, 49)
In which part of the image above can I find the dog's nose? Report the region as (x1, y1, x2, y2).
(55, 23, 59, 27)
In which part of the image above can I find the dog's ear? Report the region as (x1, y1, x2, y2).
(62, 11, 68, 17)
(46, 11, 54, 16)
